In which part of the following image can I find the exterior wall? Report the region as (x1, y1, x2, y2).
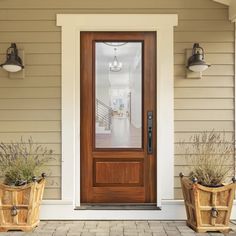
(0, 0, 234, 200)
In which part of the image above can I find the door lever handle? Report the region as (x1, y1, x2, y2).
(147, 111, 153, 154)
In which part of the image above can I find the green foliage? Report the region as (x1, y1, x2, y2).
(0, 137, 53, 186)
(179, 131, 234, 186)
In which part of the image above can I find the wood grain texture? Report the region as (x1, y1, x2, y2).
(0, 178, 45, 232)
(180, 176, 236, 233)
(80, 32, 156, 204)
(94, 160, 143, 186)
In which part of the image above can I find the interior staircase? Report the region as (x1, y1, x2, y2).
(96, 99, 112, 134)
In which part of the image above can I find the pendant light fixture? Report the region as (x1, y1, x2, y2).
(109, 48, 122, 72)
(0, 43, 24, 73)
(187, 43, 210, 73)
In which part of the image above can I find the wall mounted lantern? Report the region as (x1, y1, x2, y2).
(0, 43, 25, 79)
(186, 43, 210, 79)
(0, 43, 24, 72)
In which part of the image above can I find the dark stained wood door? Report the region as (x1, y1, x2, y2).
(80, 32, 156, 204)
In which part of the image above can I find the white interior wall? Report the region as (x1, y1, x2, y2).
(130, 54, 142, 128)
(96, 85, 110, 106)
(96, 63, 110, 106)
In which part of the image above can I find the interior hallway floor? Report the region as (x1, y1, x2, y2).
(96, 117, 142, 148)
(2, 221, 236, 236)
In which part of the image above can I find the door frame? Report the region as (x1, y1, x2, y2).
(57, 14, 178, 208)
(81, 32, 157, 204)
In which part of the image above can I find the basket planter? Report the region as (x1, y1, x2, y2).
(0, 178, 45, 232)
(180, 175, 236, 233)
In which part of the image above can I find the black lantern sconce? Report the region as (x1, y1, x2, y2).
(0, 43, 24, 79)
(186, 43, 211, 79)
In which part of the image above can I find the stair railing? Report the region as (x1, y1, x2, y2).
(96, 99, 112, 130)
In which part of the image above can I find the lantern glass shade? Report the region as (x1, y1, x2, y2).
(188, 64, 209, 73)
(2, 64, 22, 73)
(0, 43, 24, 73)
(187, 43, 210, 73)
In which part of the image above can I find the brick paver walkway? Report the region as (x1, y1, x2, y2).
(1, 221, 236, 236)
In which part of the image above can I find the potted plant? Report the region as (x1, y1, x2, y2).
(0, 137, 53, 232)
(179, 131, 236, 233)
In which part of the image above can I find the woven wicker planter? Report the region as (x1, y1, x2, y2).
(180, 174, 236, 233)
(0, 177, 45, 232)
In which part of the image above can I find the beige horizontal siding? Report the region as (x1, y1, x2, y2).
(45, 177, 61, 188)
(0, 110, 60, 120)
(175, 42, 234, 53)
(43, 188, 61, 200)
(175, 88, 234, 98)
(175, 121, 234, 131)
(176, 20, 234, 32)
(175, 76, 234, 87)
(0, 133, 61, 143)
(0, 0, 233, 200)
(0, 0, 226, 9)
(0, 121, 60, 131)
(0, 77, 60, 87)
(0, 21, 60, 32)
(0, 88, 60, 98)
(0, 9, 229, 21)
(0, 43, 61, 54)
(0, 99, 60, 109)
(175, 110, 234, 121)
(0, 32, 61, 43)
(175, 32, 234, 43)
(175, 99, 234, 110)
(0, 20, 234, 32)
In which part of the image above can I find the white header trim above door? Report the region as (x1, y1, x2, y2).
(57, 14, 178, 208)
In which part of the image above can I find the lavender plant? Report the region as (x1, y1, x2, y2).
(0, 137, 53, 186)
(180, 131, 235, 186)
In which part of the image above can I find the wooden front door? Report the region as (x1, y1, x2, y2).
(80, 32, 156, 204)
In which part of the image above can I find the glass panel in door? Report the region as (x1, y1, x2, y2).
(95, 42, 142, 148)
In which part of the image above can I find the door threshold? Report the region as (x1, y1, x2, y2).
(75, 204, 161, 210)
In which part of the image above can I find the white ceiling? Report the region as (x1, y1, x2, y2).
(96, 42, 141, 73)
(96, 42, 141, 87)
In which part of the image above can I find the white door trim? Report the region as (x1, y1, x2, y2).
(56, 14, 178, 208)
